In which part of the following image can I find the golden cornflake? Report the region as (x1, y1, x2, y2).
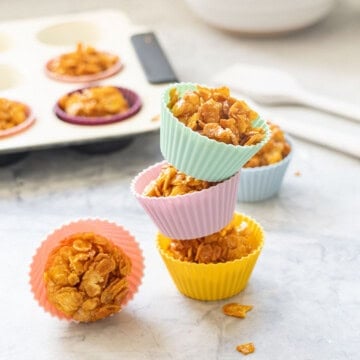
(49, 42, 119, 76)
(168, 85, 264, 146)
(167, 216, 254, 264)
(222, 303, 253, 318)
(143, 164, 215, 197)
(59, 86, 129, 117)
(236, 343, 255, 355)
(44, 232, 131, 322)
(244, 121, 291, 168)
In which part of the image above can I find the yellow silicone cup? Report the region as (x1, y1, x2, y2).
(156, 212, 264, 301)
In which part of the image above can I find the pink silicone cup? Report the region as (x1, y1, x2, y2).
(45, 56, 124, 83)
(131, 161, 240, 240)
(0, 103, 35, 139)
(54, 86, 142, 125)
(29, 219, 144, 321)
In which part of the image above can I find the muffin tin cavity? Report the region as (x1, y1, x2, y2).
(36, 21, 100, 46)
(0, 33, 11, 52)
(0, 65, 21, 90)
(0, 10, 167, 155)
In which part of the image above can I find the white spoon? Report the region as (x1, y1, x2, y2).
(213, 63, 360, 123)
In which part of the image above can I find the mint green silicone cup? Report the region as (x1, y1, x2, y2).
(160, 83, 270, 182)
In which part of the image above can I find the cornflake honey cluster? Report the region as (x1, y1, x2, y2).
(44, 232, 131, 322)
(58, 86, 129, 117)
(168, 216, 255, 264)
(48, 43, 119, 77)
(143, 163, 215, 197)
(0, 98, 27, 130)
(168, 85, 265, 146)
(245, 121, 291, 168)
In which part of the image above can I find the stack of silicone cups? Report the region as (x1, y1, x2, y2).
(132, 82, 267, 301)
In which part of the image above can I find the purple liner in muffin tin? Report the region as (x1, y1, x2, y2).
(54, 86, 142, 125)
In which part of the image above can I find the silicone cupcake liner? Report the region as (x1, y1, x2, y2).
(0, 103, 35, 139)
(54, 86, 142, 125)
(160, 83, 270, 182)
(238, 137, 293, 202)
(45, 56, 123, 83)
(29, 219, 144, 321)
(157, 212, 264, 301)
(131, 160, 240, 239)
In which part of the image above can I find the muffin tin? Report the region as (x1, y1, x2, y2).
(0, 9, 168, 154)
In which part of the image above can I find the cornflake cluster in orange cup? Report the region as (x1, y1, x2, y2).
(132, 83, 267, 301)
(29, 219, 144, 322)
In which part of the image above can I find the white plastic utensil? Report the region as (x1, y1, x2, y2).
(213, 64, 360, 123)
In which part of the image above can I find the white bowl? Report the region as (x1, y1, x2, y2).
(184, 0, 335, 34)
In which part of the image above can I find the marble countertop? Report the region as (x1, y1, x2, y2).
(0, 1, 359, 359)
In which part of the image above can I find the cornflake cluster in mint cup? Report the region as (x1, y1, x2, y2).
(160, 82, 270, 182)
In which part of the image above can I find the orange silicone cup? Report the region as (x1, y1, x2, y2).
(29, 219, 144, 321)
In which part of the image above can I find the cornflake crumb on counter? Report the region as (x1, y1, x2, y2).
(222, 303, 253, 318)
(236, 343, 255, 355)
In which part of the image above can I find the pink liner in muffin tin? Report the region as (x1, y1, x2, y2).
(0, 102, 35, 139)
(54, 86, 142, 125)
(131, 161, 240, 240)
(45, 56, 124, 83)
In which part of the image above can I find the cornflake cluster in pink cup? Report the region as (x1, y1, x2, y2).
(131, 161, 240, 240)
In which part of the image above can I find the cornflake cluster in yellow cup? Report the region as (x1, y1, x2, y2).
(157, 212, 264, 301)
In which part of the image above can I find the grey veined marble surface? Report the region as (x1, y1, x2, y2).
(1, 0, 360, 359)
(0, 132, 359, 360)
